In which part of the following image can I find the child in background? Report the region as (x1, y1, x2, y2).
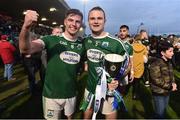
(149, 41, 177, 118)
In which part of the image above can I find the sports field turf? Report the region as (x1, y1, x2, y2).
(0, 63, 180, 119)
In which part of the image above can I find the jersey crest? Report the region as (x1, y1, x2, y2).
(101, 41, 109, 48)
(47, 109, 54, 118)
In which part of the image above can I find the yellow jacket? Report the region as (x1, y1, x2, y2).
(132, 42, 148, 78)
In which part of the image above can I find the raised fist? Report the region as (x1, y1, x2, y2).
(23, 10, 39, 29)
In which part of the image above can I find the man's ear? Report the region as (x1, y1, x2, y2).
(64, 19, 66, 26)
(161, 51, 165, 56)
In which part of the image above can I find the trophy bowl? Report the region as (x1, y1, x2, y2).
(104, 54, 125, 78)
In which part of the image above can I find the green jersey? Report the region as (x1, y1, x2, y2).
(84, 33, 126, 94)
(41, 34, 85, 98)
(122, 40, 133, 57)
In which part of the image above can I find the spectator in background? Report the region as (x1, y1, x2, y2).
(149, 41, 177, 118)
(132, 34, 148, 99)
(139, 29, 150, 87)
(51, 26, 63, 36)
(167, 35, 180, 68)
(118, 25, 134, 95)
(22, 32, 42, 95)
(173, 37, 180, 49)
(149, 35, 159, 58)
(173, 38, 180, 69)
(140, 29, 150, 48)
(118, 25, 134, 82)
(167, 34, 176, 44)
(0, 35, 16, 81)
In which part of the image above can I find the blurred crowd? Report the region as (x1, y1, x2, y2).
(0, 10, 180, 119)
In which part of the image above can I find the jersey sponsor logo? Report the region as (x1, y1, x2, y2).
(60, 51, 80, 64)
(59, 41, 67, 45)
(87, 49, 105, 63)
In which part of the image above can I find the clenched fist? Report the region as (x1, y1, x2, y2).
(108, 80, 119, 91)
(23, 10, 39, 29)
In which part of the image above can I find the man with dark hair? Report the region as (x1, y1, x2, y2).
(118, 25, 134, 96)
(118, 25, 134, 82)
(120, 25, 129, 30)
(19, 9, 85, 119)
(149, 41, 177, 118)
(82, 6, 126, 119)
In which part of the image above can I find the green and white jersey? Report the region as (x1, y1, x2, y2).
(122, 40, 133, 57)
(84, 33, 126, 94)
(39, 33, 85, 98)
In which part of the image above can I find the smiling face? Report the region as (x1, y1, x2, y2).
(161, 47, 174, 60)
(64, 13, 82, 38)
(119, 27, 129, 40)
(88, 9, 106, 36)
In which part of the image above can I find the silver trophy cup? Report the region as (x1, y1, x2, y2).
(104, 54, 125, 79)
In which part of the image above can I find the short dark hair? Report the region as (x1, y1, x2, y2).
(140, 29, 147, 33)
(88, 6, 106, 20)
(65, 9, 83, 20)
(120, 25, 129, 30)
(158, 41, 173, 55)
(167, 34, 176, 38)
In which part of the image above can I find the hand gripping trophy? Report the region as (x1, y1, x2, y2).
(92, 53, 129, 119)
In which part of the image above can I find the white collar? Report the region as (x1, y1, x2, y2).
(91, 32, 109, 39)
(62, 33, 77, 42)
